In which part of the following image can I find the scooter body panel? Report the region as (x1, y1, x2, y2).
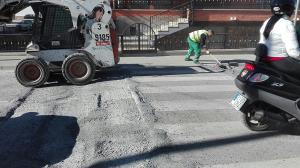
(235, 62, 300, 120)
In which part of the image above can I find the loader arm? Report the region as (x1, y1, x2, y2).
(0, 0, 111, 25)
(0, 0, 30, 21)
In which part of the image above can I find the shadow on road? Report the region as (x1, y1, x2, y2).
(0, 112, 80, 168)
(220, 59, 250, 64)
(42, 63, 223, 88)
(120, 64, 221, 76)
(89, 131, 282, 168)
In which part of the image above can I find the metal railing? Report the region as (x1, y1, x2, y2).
(150, 1, 192, 35)
(114, 0, 271, 9)
(0, 34, 32, 51)
(194, 0, 271, 9)
(119, 35, 158, 54)
(118, 23, 158, 54)
(117, 32, 259, 53)
(114, 0, 186, 9)
(156, 33, 259, 50)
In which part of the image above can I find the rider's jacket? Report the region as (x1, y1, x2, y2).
(259, 15, 300, 58)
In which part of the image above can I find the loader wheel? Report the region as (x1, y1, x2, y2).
(15, 58, 49, 87)
(62, 53, 95, 85)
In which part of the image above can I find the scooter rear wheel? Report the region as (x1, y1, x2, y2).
(243, 108, 270, 131)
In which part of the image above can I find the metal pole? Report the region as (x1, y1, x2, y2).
(294, 0, 300, 26)
(191, 0, 194, 26)
(121, 35, 124, 54)
(138, 24, 141, 51)
(154, 35, 157, 53)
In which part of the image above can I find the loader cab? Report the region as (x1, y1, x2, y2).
(31, 3, 84, 50)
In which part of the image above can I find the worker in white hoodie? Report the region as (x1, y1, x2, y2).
(259, 0, 300, 78)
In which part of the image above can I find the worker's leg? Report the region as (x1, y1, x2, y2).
(193, 44, 201, 63)
(185, 37, 194, 61)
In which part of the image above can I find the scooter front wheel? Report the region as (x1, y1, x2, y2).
(243, 109, 270, 131)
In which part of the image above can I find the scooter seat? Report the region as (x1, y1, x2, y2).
(282, 74, 300, 86)
(256, 62, 300, 86)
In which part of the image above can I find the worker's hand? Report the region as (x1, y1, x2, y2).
(206, 50, 210, 55)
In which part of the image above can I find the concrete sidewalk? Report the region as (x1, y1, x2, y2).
(0, 50, 255, 70)
(0, 52, 26, 70)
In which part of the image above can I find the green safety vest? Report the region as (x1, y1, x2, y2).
(189, 30, 208, 43)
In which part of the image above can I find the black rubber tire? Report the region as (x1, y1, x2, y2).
(62, 53, 95, 85)
(242, 110, 270, 131)
(15, 58, 49, 87)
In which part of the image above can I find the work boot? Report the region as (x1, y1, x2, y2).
(185, 58, 192, 61)
(193, 59, 199, 64)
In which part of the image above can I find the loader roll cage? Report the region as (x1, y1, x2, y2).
(1, 1, 85, 50)
(30, 3, 84, 50)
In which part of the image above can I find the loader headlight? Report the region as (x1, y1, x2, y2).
(26, 42, 40, 52)
(249, 73, 269, 83)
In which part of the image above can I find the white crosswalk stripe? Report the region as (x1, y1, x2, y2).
(134, 75, 233, 82)
(133, 73, 237, 123)
(130, 71, 300, 167)
(139, 85, 236, 94)
(150, 99, 233, 111)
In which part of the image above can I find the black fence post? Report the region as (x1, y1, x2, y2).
(191, 0, 195, 26)
(138, 24, 141, 51)
(150, 17, 152, 35)
(155, 35, 158, 53)
(120, 35, 124, 55)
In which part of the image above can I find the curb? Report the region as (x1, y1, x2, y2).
(159, 48, 255, 56)
(0, 66, 16, 70)
(0, 52, 26, 56)
(121, 48, 255, 57)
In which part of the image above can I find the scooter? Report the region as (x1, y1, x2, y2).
(231, 56, 300, 131)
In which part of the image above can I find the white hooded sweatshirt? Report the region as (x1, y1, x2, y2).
(259, 15, 300, 59)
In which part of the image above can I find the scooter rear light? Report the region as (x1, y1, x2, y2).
(244, 63, 255, 71)
(249, 73, 269, 83)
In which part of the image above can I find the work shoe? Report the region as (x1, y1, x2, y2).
(193, 59, 199, 63)
(185, 58, 192, 61)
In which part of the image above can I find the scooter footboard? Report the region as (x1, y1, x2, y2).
(254, 88, 300, 120)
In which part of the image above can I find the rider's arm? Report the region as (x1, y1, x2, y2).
(281, 21, 300, 59)
(258, 19, 269, 44)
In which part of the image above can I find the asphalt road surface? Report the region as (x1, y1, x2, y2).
(1, 55, 300, 168)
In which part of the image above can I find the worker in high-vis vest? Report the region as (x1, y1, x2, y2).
(185, 29, 214, 63)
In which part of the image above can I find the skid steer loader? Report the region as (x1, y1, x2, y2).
(0, 0, 119, 87)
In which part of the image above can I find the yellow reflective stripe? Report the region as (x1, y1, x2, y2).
(196, 31, 201, 42)
(193, 32, 199, 42)
(189, 32, 196, 42)
(189, 30, 208, 43)
(193, 32, 198, 42)
(190, 31, 198, 42)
